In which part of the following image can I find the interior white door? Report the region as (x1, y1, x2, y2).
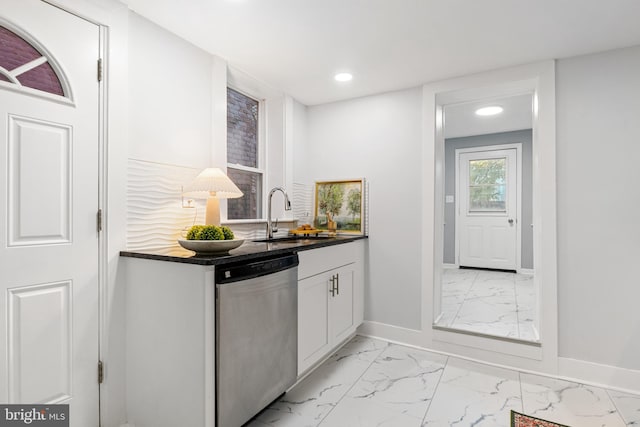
(0, 2, 100, 426)
(458, 148, 517, 270)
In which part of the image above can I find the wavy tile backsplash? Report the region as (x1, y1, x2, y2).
(126, 159, 300, 250)
(126, 160, 369, 251)
(126, 159, 205, 250)
(292, 182, 314, 225)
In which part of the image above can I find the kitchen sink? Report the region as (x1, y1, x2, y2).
(252, 236, 334, 243)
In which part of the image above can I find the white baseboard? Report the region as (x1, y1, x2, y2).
(357, 320, 423, 348)
(444, 264, 533, 274)
(359, 320, 640, 395)
(360, 320, 543, 368)
(558, 357, 640, 395)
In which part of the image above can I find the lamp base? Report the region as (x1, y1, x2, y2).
(205, 196, 221, 226)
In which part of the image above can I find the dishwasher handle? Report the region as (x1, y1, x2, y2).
(215, 253, 299, 284)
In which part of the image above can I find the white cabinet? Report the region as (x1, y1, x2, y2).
(298, 272, 331, 369)
(122, 238, 366, 426)
(330, 265, 356, 343)
(297, 241, 365, 375)
(123, 257, 216, 427)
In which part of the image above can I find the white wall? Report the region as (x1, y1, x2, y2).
(37, 6, 640, 425)
(303, 88, 424, 329)
(556, 45, 640, 371)
(128, 13, 213, 168)
(301, 46, 640, 375)
(124, 10, 292, 425)
(292, 99, 310, 185)
(126, 13, 293, 242)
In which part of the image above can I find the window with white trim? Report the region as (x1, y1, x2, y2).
(226, 87, 263, 219)
(468, 157, 507, 212)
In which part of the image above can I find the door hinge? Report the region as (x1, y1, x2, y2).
(98, 360, 104, 384)
(97, 58, 103, 82)
(97, 209, 103, 232)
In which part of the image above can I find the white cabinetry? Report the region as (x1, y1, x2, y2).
(122, 239, 366, 426)
(123, 258, 216, 427)
(297, 240, 365, 375)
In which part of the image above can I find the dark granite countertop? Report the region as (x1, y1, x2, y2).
(120, 235, 367, 266)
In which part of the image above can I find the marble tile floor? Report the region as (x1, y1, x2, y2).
(435, 268, 538, 342)
(247, 336, 640, 427)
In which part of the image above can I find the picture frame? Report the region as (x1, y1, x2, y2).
(314, 179, 366, 235)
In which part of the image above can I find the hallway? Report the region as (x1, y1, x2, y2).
(436, 268, 537, 341)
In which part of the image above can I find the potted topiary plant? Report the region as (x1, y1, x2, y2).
(178, 225, 244, 254)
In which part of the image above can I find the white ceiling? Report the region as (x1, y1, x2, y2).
(444, 94, 532, 139)
(121, 0, 640, 106)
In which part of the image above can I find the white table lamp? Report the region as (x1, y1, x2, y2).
(183, 168, 243, 226)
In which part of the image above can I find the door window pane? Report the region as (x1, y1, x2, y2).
(468, 158, 506, 211)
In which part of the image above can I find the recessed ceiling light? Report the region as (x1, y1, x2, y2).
(475, 106, 503, 116)
(334, 72, 353, 82)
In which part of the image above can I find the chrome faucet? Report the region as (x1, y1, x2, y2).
(267, 187, 292, 239)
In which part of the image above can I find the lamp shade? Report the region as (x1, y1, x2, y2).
(183, 168, 243, 199)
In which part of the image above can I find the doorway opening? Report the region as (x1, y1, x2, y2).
(435, 93, 537, 343)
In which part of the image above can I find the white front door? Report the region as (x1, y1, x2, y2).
(457, 147, 518, 270)
(0, 1, 101, 426)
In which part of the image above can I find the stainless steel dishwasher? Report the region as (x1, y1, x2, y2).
(215, 253, 299, 427)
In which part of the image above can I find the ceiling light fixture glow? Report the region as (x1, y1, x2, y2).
(334, 72, 353, 82)
(475, 106, 504, 116)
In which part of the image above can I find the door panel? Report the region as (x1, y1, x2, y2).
(330, 268, 354, 344)
(458, 148, 517, 270)
(489, 225, 510, 262)
(466, 225, 484, 260)
(0, 1, 100, 425)
(8, 281, 72, 404)
(298, 275, 330, 374)
(8, 115, 72, 245)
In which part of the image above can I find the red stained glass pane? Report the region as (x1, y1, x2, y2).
(0, 26, 64, 96)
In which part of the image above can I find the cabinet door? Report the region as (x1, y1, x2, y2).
(330, 265, 355, 345)
(298, 274, 331, 374)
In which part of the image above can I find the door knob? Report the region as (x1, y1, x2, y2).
(508, 218, 514, 225)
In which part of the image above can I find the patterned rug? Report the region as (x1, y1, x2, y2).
(511, 410, 571, 427)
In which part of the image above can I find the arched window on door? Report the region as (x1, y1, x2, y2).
(0, 25, 66, 97)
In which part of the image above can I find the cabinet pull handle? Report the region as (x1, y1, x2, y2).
(336, 273, 339, 295)
(329, 276, 336, 297)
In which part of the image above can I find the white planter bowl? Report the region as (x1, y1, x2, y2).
(178, 239, 244, 254)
